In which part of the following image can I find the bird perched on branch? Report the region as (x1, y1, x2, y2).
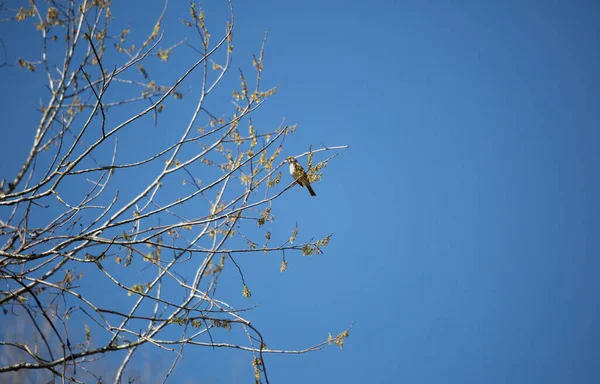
(286, 156, 316, 196)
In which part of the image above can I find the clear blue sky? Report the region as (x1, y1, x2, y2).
(1, 0, 599, 383)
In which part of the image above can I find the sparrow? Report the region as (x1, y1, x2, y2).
(286, 156, 316, 196)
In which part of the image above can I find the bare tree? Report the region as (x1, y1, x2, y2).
(0, 0, 350, 382)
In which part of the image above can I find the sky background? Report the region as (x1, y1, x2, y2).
(1, 0, 600, 383)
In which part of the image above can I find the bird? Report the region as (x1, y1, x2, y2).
(286, 156, 316, 196)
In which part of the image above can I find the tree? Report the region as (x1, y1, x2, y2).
(0, 1, 349, 382)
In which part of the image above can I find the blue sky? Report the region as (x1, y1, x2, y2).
(1, 0, 599, 383)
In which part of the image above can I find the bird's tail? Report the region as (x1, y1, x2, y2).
(307, 185, 316, 197)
